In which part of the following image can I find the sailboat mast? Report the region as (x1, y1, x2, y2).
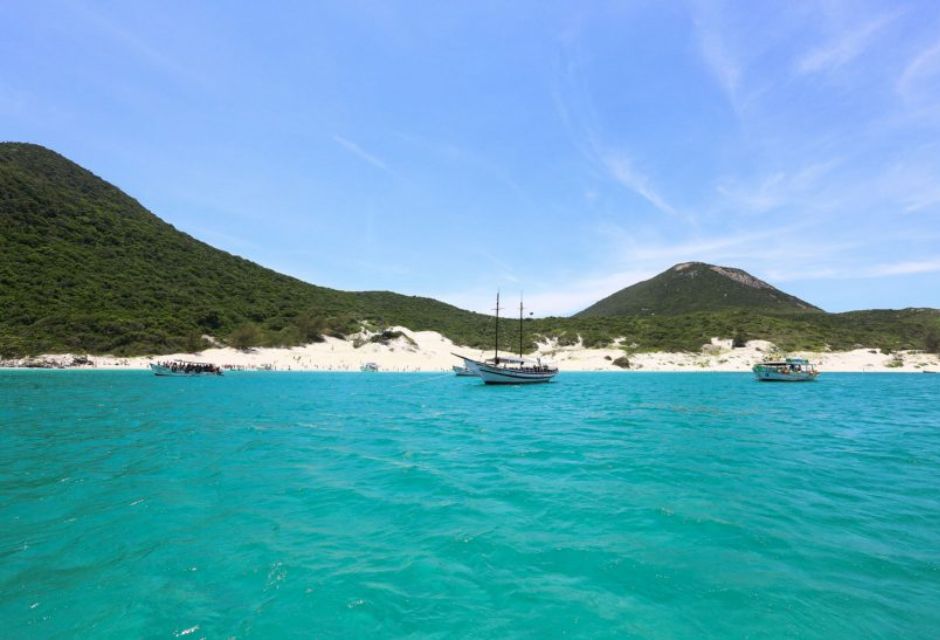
(494, 291, 500, 363)
(519, 297, 524, 358)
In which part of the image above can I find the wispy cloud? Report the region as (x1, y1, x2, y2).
(601, 153, 685, 220)
(875, 157, 940, 213)
(595, 220, 847, 272)
(867, 258, 940, 277)
(393, 130, 538, 211)
(686, 0, 754, 113)
(692, 14, 741, 104)
(897, 38, 940, 101)
(796, 12, 897, 75)
(67, 0, 207, 87)
(715, 160, 841, 214)
(332, 135, 391, 172)
(551, 49, 687, 222)
(767, 258, 940, 283)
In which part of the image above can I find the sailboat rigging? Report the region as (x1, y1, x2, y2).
(452, 292, 558, 385)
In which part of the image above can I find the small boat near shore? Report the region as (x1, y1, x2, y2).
(360, 362, 379, 372)
(150, 360, 222, 376)
(454, 292, 558, 385)
(753, 357, 818, 382)
(453, 364, 477, 377)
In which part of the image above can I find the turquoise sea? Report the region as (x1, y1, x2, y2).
(1, 371, 938, 638)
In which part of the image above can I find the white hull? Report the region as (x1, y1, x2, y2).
(453, 365, 478, 377)
(754, 372, 817, 382)
(460, 357, 557, 385)
(753, 367, 817, 382)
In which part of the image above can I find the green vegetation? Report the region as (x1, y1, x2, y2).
(2, 143, 938, 358)
(576, 261, 821, 317)
(525, 308, 940, 354)
(0, 143, 494, 357)
(612, 355, 631, 369)
(925, 327, 940, 354)
(368, 329, 416, 347)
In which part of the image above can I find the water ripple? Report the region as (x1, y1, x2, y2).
(1, 371, 939, 638)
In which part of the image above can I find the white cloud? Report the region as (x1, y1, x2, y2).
(897, 38, 940, 101)
(551, 43, 687, 222)
(875, 158, 940, 213)
(766, 258, 940, 282)
(796, 13, 896, 75)
(715, 160, 841, 214)
(694, 16, 741, 103)
(332, 135, 391, 172)
(867, 259, 940, 277)
(601, 153, 684, 220)
(68, 1, 207, 87)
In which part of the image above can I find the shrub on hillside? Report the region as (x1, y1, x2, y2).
(925, 328, 940, 354)
(292, 311, 326, 343)
(229, 323, 261, 350)
(612, 355, 631, 369)
(183, 330, 208, 353)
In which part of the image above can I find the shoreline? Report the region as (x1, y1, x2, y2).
(3, 367, 937, 374)
(2, 328, 938, 374)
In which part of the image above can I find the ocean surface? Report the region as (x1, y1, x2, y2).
(1, 371, 938, 639)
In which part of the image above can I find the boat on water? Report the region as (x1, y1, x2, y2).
(453, 293, 558, 385)
(752, 357, 818, 382)
(360, 362, 379, 372)
(452, 365, 477, 377)
(150, 360, 222, 376)
(458, 354, 558, 384)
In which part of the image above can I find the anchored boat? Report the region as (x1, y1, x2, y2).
(454, 293, 558, 385)
(753, 357, 818, 382)
(150, 360, 222, 376)
(458, 354, 558, 384)
(452, 365, 477, 377)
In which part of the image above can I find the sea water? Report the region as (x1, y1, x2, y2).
(1, 371, 938, 638)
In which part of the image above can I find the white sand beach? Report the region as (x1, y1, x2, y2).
(5, 327, 939, 373)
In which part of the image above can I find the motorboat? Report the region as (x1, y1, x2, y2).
(753, 357, 818, 382)
(150, 360, 222, 376)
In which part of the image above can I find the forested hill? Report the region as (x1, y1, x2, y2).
(577, 262, 821, 317)
(1, 142, 938, 358)
(0, 142, 491, 356)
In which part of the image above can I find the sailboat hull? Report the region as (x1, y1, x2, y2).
(453, 293, 558, 385)
(461, 357, 557, 384)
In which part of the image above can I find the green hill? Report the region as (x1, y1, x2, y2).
(1, 142, 937, 358)
(576, 262, 822, 317)
(0, 142, 496, 357)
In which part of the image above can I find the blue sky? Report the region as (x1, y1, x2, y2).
(3, 1, 939, 315)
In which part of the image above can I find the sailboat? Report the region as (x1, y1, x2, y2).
(453, 293, 558, 384)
